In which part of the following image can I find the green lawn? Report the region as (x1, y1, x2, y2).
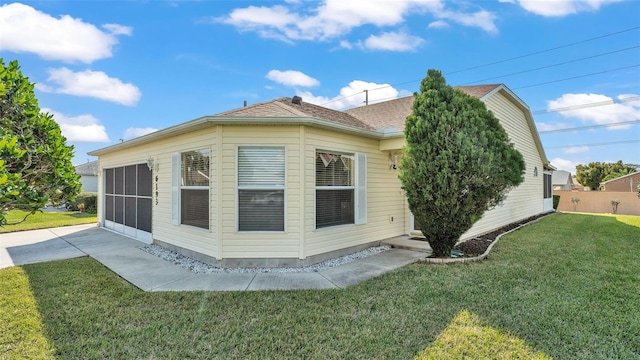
(1, 213, 639, 359)
(0, 210, 97, 233)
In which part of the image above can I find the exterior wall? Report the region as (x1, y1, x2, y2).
(459, 91, 545, 240)
(218, 125, 302, 259)
(97, 127, 218, 258)
(554, 190, 640, 215)
(601, 173, 640, 192)
(304, 127, 406, 257)
(80, 175, 98, 192)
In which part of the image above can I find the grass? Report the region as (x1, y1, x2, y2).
(1, 213, 639, 359)
(0, 210, 96, 233)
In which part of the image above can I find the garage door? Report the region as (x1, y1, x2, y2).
(103, 164, 152, 243)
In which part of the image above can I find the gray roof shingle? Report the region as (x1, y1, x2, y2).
(75, 160, 98, 176)
(216, 97, 377, 130)
(345, 84, 501, 131)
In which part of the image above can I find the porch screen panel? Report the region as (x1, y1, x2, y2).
(105, 195, 114, 221)
(237, 146, 285, 232)
(125, 165, 137, 195)
(114, 196, 124, 223)
(125, 197, 136, 227)
(137, 198, 152, 232)
(114, 167, 124, 195)
(105, 168, 114, 195)
(137, 165, 152, 197)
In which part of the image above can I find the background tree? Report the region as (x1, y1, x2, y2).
(0, 59, 81, 225)
(399, 69, 525, 257)
(575, 161, 636, 190)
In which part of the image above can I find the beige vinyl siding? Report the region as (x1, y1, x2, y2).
(218, 125, 302, 259)
(459, 91, 543, 240)
(97, 127, 218, 258)
(304, 128, 406, 257)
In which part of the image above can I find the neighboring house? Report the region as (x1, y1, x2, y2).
(88, 84, 553, 267)
(600, 171, 640, 192)
(75, 160, 99, 192)
(551, 170, 574, 191)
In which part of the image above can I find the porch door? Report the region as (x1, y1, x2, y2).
(409, 213, 423, 236)
(103, 164, 153, 243)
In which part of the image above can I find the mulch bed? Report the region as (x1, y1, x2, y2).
(412, 213, 551, 258)
(453, 213, 550, 256)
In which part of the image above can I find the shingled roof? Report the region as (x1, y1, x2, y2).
(345, 84, 501, 131)
(75, 160, 98, 176)
(216, 97, 376, 131)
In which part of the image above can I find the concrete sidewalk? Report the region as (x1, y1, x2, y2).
(1, 224, 428, 291)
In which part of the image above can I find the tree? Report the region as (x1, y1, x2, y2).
(399, 69, 525, 257)
(575, 161, 636, 190)
(0, 59, 81, 225)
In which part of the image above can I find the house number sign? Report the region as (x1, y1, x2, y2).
(155, 175, 159, 205)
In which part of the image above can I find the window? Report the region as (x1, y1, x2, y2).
(173, 149, 209, 229)
(316, 151, 366, 228)
(237, 146, 285, 231)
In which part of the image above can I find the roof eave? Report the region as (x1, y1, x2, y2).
(88, 116, 400, 156)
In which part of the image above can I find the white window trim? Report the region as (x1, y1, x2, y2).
(235, 145, 287, 233)
(314, 149, 367, 229)
(172, 149, 211, 230)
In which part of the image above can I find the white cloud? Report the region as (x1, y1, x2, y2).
(339, 40, 353, 49)
(435, 9, 497, 33)
(547, 93, 639, 129)
(550, 158, 579, 172)
(40, 67, 141, 106)
(0, 3, 131, 63)
(216, 0, 497, 46)
(297, 80, 401, 110)
(564, 146, 590, 154)
(124, 127, 158, 140)
(43, 108, 110, 142)
(510, 0, 622, 17)
(535, 121, 570, 132)
(102, 23, 133, 36)
(360, 31, 424, 51)
(266, 70, 320, 87)
(428, 20, 449, 29)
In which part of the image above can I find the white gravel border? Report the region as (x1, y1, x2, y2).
(139, 244, 391, 273)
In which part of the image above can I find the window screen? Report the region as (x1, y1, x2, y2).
(237, 146, 285, 231)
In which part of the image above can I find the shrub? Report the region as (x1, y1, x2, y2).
(553, 195, 560, 210)
(611, 199, 620, 214)
(67, 192, 97, 213)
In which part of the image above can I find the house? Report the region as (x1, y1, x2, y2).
(551, 170, 574, 191)
(88, 84, 553, 267)
(75, 160, 99, 192)
(600, 171, 640, 192)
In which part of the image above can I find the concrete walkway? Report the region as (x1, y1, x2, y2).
(0, 224, 428, 291)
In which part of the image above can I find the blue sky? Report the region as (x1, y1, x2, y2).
(1, 0, 638, 173)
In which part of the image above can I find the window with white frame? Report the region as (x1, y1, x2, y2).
(315, 151, 366, 229)
(237, 146, 285, 231)
(172, 149, 209, 229)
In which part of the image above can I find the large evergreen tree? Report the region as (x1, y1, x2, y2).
(399, 69, 525, 257)
(0, 59, 81, 225)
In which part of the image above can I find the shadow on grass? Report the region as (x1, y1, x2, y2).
(10, 213, 640, 359)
